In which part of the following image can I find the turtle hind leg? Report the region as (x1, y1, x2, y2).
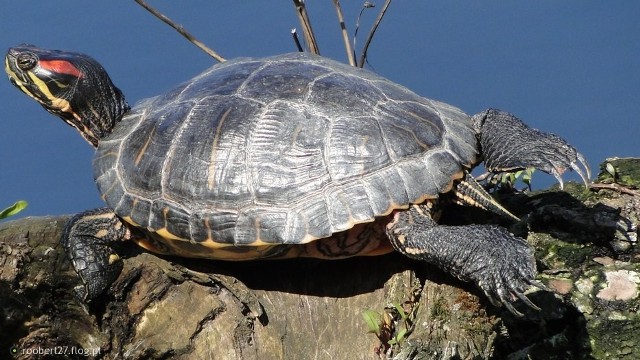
(62, 208, 130, 301)
(472, 108, 591, 188)
(386, 205, 543, 317)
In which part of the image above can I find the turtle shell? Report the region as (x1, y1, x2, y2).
(93, 52, 478, 256)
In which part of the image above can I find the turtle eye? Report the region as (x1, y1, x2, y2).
(16, 53, 37, 71)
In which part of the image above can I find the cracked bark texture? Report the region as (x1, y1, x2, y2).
(1, 158, 639, 360)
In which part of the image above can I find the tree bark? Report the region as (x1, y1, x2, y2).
(0, 216, 500, 359)
(1, 158, 639, 360)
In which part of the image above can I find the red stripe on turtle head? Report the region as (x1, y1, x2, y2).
(39, 60, 83, 79)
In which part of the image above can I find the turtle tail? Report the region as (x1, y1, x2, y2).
(452, 174, 520, 222)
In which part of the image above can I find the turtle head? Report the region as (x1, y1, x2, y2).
(5, 45, 130, 147)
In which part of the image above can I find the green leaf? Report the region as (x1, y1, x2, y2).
(522, 168, 535, 188)
(0, 200, 28, 220)
(393, 302, 407, 320)
(362, 309, 382, 336)
(395, 327, 408, 343)
(605, 163, 616, 178)
(388, 328, 407, 345)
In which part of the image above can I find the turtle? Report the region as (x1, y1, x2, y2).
(5, 45, 590, 315)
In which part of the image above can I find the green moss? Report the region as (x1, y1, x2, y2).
(597, 158, 640, 187)
(430, 296, 451, 319)
(589, 319, 640, 359)
(555, 244, 592, 268)
(535, 233, 593, 269)
(562, 181, 602, 202)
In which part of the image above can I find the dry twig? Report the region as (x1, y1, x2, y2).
(292, 0, 320, 54)
(590, 183, 640, 197)
(135, 0, 225, 62)
(332, 0, 356, 66)
(358, 0, 392, 68)
(354, 2, 376, 64)
(291, 29, 304, 52)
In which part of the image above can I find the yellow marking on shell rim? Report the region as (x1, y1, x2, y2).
(155, 227, 186, 241)
(121, 216, 141, 228)
(368, 169, 464, 220)
(136, 232, 288, 260)
(207, 108, 233, 190)
(381, 201, 410, 214)
(319, 171, 463, 235)
(446, 170, 465, 187)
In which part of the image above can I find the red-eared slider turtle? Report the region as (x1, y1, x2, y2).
(5, 45, 589, 315)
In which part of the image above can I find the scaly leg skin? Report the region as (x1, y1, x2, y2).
(386, 205, 544, 317)
(61, 208, 130, 301)
(472, 108, 591, 188)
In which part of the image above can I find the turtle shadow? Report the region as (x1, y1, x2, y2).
(514, 189, 634, 259)
(171, 252, 413, 298)
(446, 186, 631, 255)
(490, 290, 593, 358)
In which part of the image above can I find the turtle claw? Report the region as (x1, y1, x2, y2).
(502, 298, 525, 318)
(552, 152, 590, 190)
(513, 288, 541, 312)
(529, 279, 551, 292)
(551, 168, 565, 190)
(475, 239, 546, 317)
(487, 280, 544, 317)
(572, 152, 592, 188)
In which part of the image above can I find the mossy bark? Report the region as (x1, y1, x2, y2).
(1, 158, 639, 360)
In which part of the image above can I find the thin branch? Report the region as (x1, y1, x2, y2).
(291, 29, 304, 52)
(354, 2, 376, 65)
(135, 0, 225, 62)
(358, 0, 392, 68)
(590, 183, 640, 197)
(292, 0, 320, 54)
(332, 0, 356, 66)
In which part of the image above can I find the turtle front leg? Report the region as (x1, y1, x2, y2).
(62, 208, 130, 301)
(472, 108, 591, 188)
(386, 205, 543, 316)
